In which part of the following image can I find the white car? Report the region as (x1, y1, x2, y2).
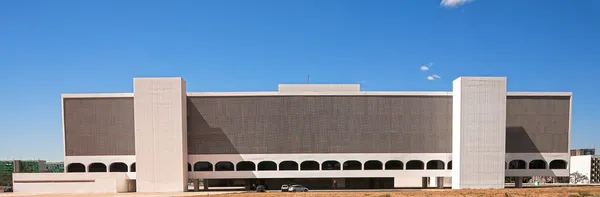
(281, 184, 289, 192)
(288, 185, 309, 192)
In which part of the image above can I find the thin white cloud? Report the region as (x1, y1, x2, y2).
(420, 63, 433, 71)
(427, 74, 442, 81)
(441, 0, 473, 8)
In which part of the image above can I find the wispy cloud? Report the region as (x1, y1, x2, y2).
(420, 63, 433, 71)
(427, 74, 442, 81)
(440, 0, 473, 8)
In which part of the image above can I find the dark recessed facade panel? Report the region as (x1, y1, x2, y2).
(187, 96, 453, 154)
(506, 96, 570, 153)
(63, 98, 135, 156)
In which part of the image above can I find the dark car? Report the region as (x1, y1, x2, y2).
(256, 185, 266, 192)
(4, 187, 13, 192)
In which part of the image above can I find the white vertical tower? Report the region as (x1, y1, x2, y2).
(134, 77, 188, 192)
(452, 77, 506, 189)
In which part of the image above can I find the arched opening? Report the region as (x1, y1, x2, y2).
(529, 160, 547, 169)
(88, 163, 107, 172)
(109, 162, 128, 172)
(194, 161, 213, 171)
(549, 160, 567, 169)
(405, 160, 424, 170)
(300, 161, 319, 171)
(188, 163, 192, 171)
(448, 161, 452, 170)
(130, 163, 136, 172)
(279, 161, 299, 171)
(508, 160, 527, 169)
(343, 160, 362, 170)
(215, 161, 235, 171)
(66, 163, 85, 172)
(385, 160, 403, 170)
(322, 160, 341, 170)
(426, 160, 445, 170)
(258, 161, 277, 171)
(364, 160, 383, 170)
(236, 161, 255, 171)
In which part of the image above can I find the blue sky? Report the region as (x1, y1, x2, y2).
(0, 0, 599, 161)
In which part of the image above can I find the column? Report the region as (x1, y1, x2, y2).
(430, 176, 437, 187)
(203, 180, 209, 190)
(515, 177, 523, 188)
(134, 77, 188, 192)
(193, 179, 200, 191)
(437, 177, 444, 188)
(452, 77, 507, 189)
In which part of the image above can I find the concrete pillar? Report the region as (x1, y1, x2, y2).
(203, 180, 209, 190)
(437, 177, 444, 188)
(245, 179, 252, 190)
(193, 179, 200, 191)
(422, 177, 428, 188)
(430, 176, 437, 187)
(515, 177, 523, 188)
(452, 77, 506, 189)
(134, 77, 188, 192)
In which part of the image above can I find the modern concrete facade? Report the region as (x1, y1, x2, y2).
(12, 76, 572, 193)
(452, 77, 507, 189)
(570, 155, 600, 184)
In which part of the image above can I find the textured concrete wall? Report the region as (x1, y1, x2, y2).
(570, 155, 592, 184)
(63, 98, 135, 156)
(506, 96, 570, 153)
(61, 94, 569, 157)
(187, 96, 453, 154)
(452, 77, 506, 189)
(134, 78, 188, 192)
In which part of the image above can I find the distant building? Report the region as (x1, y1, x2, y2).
(0, 160, 46, 173)
(571, 149, 596, 156)
(45, 162, 64, 173)
(570, 155, 600, 184)
(0, 160, 48, 186)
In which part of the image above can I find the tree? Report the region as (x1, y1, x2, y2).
(570, 171, 589, 184)
(0, 171, 12, 186)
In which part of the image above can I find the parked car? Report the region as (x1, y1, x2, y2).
(288, 185, 309, 192)
(281, 184, 289, 192)
(4, 187, 13, 192)
(256, 185, 266, 192)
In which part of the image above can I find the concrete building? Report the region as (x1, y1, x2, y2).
(45, 162, 65, 173)
(570, 155, 600, 184)
(571, 149, 596, 156)
(12, 76, 572, 193)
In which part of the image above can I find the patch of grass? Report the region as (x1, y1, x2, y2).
(578, 191, 593, 196)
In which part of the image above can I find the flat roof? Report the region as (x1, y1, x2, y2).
(62, 91, 572, 98)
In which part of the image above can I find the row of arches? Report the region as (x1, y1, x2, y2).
(65, 159, 568, 173)
(507, 159, 567, 169)
(66, 162, 136, 173)
(187, 160, 448, 171)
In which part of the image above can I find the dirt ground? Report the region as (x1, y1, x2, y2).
(203, 186, 600, 197)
